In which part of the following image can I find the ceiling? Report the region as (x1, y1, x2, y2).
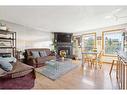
(0, 6, 127, 33)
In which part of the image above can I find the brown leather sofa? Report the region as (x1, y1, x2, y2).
(25, 48, 55, 68)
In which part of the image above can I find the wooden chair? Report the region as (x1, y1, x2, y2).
(84, 54, 91, 65)
(91, 51, 104, 69)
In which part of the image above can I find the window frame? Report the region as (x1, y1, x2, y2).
(81, 32, 96, 52)
(102, 29, 123, 57)
(73, 35, 82, 48)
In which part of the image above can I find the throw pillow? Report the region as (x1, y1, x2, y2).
(40, 51, 47, 57)
(31, 51, 40, 58)
(0, 57, 13, 72)
(39, 51, 44, 57)
(45, 50, 51, 56)
(43, 51, 47, 56)
(2, 56, 17, 63)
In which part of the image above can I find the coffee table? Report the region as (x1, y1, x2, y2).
(45, 58, 72, 74)
(35, 58, 77, 80)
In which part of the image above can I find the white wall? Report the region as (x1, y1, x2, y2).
(32, 41, 52, 48)
(0, 20, 52, 50)
(30, 33, 53, 49)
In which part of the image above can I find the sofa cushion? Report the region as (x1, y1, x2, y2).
(46, 56, 56, 61)
(0, 57, 13, 72)
(36, 56, 55, 64)
(6, 61, 34, 78)
(31, 51, 40, 58)
(36, 56, 47, 63)
(39, 50, 47, 57)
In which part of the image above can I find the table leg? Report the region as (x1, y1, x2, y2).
(95, 54, 97, 70)
(82, 54, 84, 67)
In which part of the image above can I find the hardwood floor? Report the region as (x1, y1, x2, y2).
(33, 60, 119, 89)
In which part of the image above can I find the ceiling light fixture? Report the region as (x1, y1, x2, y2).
(112, 8, 122, 14)
(105, 8, 127, 21)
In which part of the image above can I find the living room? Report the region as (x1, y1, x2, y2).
(0, 6, 127, 90)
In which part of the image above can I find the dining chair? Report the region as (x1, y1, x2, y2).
(84, 54, 92, 66)
(91, 50, 104, 69)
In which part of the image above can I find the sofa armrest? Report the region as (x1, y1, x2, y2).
(49, 53, 54, 56)
(27, 56, 34, 60)
(50, 51, 56, 56)
(26, 56, 37, 67)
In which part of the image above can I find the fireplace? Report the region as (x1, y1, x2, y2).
(54, 32, 73, 58)
(57, 44, 72, 58)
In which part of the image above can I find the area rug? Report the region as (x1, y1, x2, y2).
(35, 63, 78, 80)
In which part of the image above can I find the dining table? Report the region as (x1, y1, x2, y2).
(82, 51, 99, 69)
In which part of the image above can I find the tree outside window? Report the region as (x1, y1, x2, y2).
(82, 33, 96, 52)
(104, 31, 123, 55)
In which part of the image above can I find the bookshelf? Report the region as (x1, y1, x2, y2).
(0, 29, 16, 57)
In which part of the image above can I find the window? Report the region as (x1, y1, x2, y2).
(82, 33, 96, 52)
(103, 30, 124, 55)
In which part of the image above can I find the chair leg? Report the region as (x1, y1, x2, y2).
(87, 60, 90, 66)
(91, 60, 94, 66)
(88, 59, 91, 64)
(92, 60, 96, 68)
(90, 59, 92, 66)
(109, 60, 115, 75)
(99, 61, 102, 69)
